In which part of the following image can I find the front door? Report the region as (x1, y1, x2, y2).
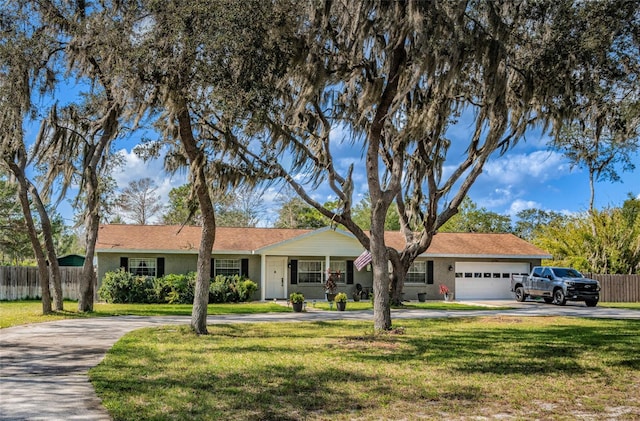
(265, 257, 286, 299)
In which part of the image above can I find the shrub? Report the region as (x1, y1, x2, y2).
(99, 270, 257, 304)
(289, 292, 304, 303)
(209, 275, 258, 303)
(334, 292, 347, 303)
(156, 273, 196, 304)
(98, 269, 156, 303)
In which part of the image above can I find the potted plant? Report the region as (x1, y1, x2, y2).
(334, 292, 348, 311)
(352, 283, 364, 301)
(289, 292, 305, 312)
(324, 268, 339, 301)
(439, 284, 452, 301)
(417, 289, 427, 302)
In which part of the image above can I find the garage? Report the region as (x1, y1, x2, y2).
(454, 262, 530, 300)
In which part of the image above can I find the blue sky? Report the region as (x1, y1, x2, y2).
(26, 83, 638, 227)
(89, 121, 638, 227)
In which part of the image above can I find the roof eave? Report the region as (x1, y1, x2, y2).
(421, 253, 552, 259)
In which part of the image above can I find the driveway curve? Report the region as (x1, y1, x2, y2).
(1, 302, 638, 420)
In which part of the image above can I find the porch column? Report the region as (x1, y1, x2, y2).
(260, 254, 266, 301)
(325, 255, 331, 280)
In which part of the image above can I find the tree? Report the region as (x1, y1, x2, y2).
(351, 194, 401, 231)
(0, 178, 31, 264)
(116, 178, 164, 225)
(30, 0, 132, 312)
(439, 197, 512, 233)
(244, 1, 640, 330)
(162, 184, 202, 226)
(162, 183, 267, 228)
(533, 198, 640, 274)
(122, 0, 294, 334)
(553, 117, 639, 213)
(0, 3, 61, 312)
(274, 196, 328, 229)
(215, 185, 266, 228)
(514, 208, 566, 241)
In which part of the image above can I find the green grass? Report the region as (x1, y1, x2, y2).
(310, 300, 493, 311)
(0, 300, 290, 329)
(598, 302, 640, 310)
(90, 317, 640, 420)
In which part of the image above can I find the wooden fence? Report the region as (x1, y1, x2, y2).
(585, 273, 640, 302)
(0, 266, 88, 301)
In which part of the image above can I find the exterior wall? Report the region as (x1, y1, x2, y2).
(285, 255, 374, 300)
(402, 258, 456, 301)
(213, 254, 262, 300)
(261, 229, 363, 257)
(97, 252, 263, 300)
(97, 252, 199, 285)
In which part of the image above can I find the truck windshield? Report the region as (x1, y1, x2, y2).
(552, 268, 583, 278)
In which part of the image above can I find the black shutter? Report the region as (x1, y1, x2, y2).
(210, 258, 216, 279)
(120, 257, 128, 271)
(290, 259, 298, 284)
(241, 258, 249, 277)
(427, 260, 434, 284)
(346, 260, 354, 284)
(157, 257, 165, 278)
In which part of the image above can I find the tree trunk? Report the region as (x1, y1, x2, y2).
(28, 182, 63, 311)
(389, 258, 407, 307)
(8, 165, 52, 313)
(370, 197, 392, 330)
(176, 101, 216, 335)
(78, 169, 100, 312)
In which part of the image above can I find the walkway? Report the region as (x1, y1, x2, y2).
(1, 302, 638, 420)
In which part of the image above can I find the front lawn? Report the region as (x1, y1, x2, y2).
(0, 300, 289, 329)
(599, 302, 640, 310)
(90, 317, 640, 420)
(310, 300, 493, 311)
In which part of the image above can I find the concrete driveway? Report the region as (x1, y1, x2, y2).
(1, 303, 638, 420)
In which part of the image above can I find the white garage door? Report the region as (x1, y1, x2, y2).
(454, 262, 530, 300)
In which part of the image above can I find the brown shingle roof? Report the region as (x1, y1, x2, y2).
(96, 225, 313, 252)
(96, 224, 549, 257)
(384, 231, 550, 257)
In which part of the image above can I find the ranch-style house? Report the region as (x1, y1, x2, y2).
(95, 224, 551, 301)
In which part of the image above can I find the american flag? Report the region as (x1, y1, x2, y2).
(354, 250, 372, 271)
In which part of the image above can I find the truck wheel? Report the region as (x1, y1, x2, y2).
(543, 297, 553, 304)
(514, 286, 526, 302)
(553, 289, 566, 306)
(585, 299, 598, 307)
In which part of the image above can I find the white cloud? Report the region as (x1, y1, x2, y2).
(482, 150, 569, 186)
(507, 199, 541, 217)
(476, 187, 514, 208)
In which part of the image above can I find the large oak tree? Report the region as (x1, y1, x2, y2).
(247, 1, 640, 330)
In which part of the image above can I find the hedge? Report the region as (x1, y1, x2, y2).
(98, 269, 258, 304)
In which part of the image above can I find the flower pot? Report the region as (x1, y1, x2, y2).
(292, 302, 304, 312)
(336, 301, 346, 311)
(417, 293, 427, 302)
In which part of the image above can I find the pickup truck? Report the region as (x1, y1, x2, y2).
(511, 266, 600, 307)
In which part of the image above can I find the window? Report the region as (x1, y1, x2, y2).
(215, 259, 241, 277)
(407, 261, 426, 283)
(329, 260, 346, 283)
(129, 258, 156, 277)
(298, 261, 324, 283)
